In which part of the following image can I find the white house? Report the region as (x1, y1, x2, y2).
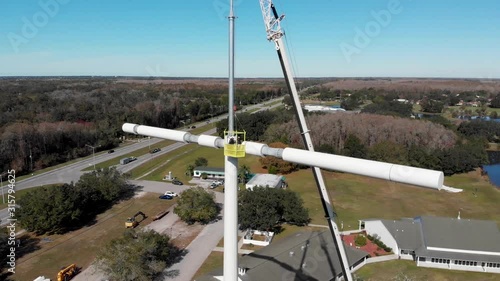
(245, 173, 286, 191)
(360, 216, 500, 274)
(193, 167, 225, 179)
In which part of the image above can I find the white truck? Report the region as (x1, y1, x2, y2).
(120, 156, 137, 165)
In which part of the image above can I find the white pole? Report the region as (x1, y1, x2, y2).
(1, 175, 4, 204)
(92, 147, 96, 171)
(86, 144, 99, 172)
(224, 0, 239, 280)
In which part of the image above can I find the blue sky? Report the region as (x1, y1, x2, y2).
(0, 0, 499, 78)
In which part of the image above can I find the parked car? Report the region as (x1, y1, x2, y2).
(159, 194, 173, 200)
(210, 182, 218, 189)
(172, 179, 183, 185)
(164, 191, 178, 197)
(213, 180, 223, 186)
(150, 148, 161, 154)
(108, 149, 115, 154)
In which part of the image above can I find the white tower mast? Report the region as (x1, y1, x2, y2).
(224, 0, 239, 280)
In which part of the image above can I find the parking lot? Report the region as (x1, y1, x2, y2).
(188, 178, 224, 189)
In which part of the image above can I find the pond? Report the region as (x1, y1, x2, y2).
(456, 116, 500, 122)
(484, 151, 500, 188)
(483, 164, 500, 188)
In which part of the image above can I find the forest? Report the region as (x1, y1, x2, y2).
(0, 78, 286, 175)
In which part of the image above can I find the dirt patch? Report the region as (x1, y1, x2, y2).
(169, 220, 204, 249)
(133, 191, 148, 198)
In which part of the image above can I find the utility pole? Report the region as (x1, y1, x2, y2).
(86, 144, 100, 171)
(1, 174, 4, 204)
(29, 145, 33, 174)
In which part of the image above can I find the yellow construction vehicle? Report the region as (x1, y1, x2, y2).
(125, 211, 146, 228)
(57, 264, 78, 281)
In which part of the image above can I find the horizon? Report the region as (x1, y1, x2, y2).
(1, 75, 499, 81)
(1, 0, 499, 78)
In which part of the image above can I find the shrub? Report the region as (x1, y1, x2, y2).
(355, 235, 367, 247)
(367, 234, 392, 252)
(174, 187, 219, 224)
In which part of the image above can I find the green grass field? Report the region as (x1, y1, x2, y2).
(141, 145, 226, 182)
(285, 168, 500, 229)
(355, 260, 500, 281)
(265, 100, 284, 107)
(300, 99, 341, 107)
(246, 108, 261, 114)
(16, 193, 177, 281)
(192, 251, 224, 280)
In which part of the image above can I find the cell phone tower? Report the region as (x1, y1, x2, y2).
(122, 1, 456, 280)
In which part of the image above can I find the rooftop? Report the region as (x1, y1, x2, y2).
(418, 216, 500, 253)
(198, 230, 369, 281)
(246, 173, 283, 189)
(194, 167, 225, 173)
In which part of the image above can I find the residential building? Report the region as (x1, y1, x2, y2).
(197, 230, 369, 281)
(245, 173, 286, 191)
(360, 216, 500, 274)
(193, 167, 225, 179)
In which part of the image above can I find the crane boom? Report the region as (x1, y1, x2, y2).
(258, 1, 353, 280)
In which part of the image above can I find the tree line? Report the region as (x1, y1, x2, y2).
(17, 167, 131, 235)
(0, 78, 285, 176)
(252, 112, 487, 176)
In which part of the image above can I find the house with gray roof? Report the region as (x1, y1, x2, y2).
(196, 230, 369, 281)
(360, 216, 500, 274)
(245, 173, 286, 191)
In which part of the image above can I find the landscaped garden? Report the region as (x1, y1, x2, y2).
(342, 232, 392, 257)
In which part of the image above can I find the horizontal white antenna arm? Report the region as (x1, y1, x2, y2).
(122, 123, 195, 143)
(122, 123, 444, 190)
(281, 148, 443, 190)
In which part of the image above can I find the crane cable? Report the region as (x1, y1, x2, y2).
(277, 0, 301, 89)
